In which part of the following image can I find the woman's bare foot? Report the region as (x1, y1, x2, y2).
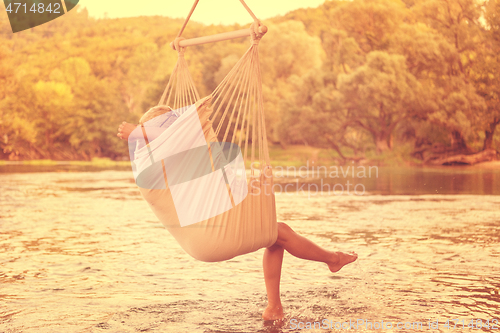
(328, 251, 358, 273)
(117, 122, 138, 140)
(262, 304, 284, 321)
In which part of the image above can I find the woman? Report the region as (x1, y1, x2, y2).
(118, 117, 357, 321)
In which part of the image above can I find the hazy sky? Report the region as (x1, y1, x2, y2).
(80, 0, 325, 25)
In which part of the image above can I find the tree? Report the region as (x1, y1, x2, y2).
(388, 23, 458, 79)
(338, 51, 423, 152)
(120, 42, 162, 115)
(0, 41, 38, 159)
(414, 0, 490, 152)
(259, 20, 324, 143)
(50, 57, 127, 159)
(474, 0, 500, 150)
(331, 0, 409, 54)
(32, 81, 74, 156)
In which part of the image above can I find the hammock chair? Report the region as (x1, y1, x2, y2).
(130, 0, 277, 262)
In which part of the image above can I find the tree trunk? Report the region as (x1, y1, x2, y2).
(450, 130, 469, 153)
(483, 119, 499, 151)
(45, 129, 53, 159)
(428, 149, 497, 165)
(375, 132, 390, 153)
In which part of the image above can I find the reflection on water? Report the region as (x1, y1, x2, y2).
(273, 166, 500, 195)
(0, 170, 499, 332)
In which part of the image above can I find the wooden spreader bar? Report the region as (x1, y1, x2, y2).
(170, 25, 268, 50)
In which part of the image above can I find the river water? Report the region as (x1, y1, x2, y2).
(1, 166, 499, 332)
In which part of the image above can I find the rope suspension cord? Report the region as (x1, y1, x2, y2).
(158, 43, 200, 109)
(134, 0, 278, 264)
(238, 0, 260, 23)
(161, 0, 271, 179)
(176, 0, 200, 39)
(176, 0, 260, 40)
(170, 0, 267, 50)
(201, 21, 269, 176)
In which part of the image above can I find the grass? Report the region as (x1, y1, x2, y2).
(0, 158, 130, 167)
(268, 145, 326, 167)
(268, 144, 425, 167)
(0, 145, 420, 169)
(364, 143, 422, 166)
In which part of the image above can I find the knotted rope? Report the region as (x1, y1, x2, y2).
(159, 0, 271, 175)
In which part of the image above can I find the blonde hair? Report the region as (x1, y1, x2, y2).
(139, 96, 213, 125)
(139, 105, 173, 125)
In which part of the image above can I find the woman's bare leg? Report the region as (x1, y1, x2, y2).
(262, 222, 357, 320)
(262, 243, 284, 321)
(275, 222, 357, 272)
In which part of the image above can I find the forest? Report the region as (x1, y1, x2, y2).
(1, 0, 499, 164)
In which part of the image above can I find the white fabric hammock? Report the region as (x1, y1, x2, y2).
(130, 3, 277, 262)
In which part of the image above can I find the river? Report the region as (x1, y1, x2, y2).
(1, 166, 499, 332)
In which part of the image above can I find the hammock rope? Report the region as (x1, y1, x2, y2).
(160, 10, 270, 179)
(135, 0, 277, 262)
(176, 0, 261, 41)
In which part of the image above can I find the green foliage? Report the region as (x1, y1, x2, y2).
(338, 51, 423, 152)
(365, 142, 418, 166)
(1, 0, 499, 161)
(259, 20, 324, 143)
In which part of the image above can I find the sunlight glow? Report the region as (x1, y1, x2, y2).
(80, 0, 326, 25)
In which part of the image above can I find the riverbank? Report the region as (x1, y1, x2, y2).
(0, 145, 498, 170)
(0, 158, 131, 173)
(474, 160, 500, 169)
(0, 158, 130, 167)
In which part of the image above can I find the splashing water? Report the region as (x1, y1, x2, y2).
(0, 170, 499, 332)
